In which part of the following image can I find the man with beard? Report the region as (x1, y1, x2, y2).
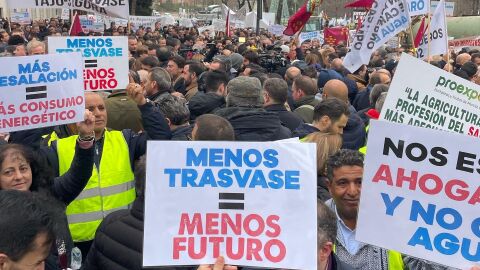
(166, 55, 186, 94)
(143, 67, 172, 103)
(182, 61, 204, 101)
(188, 70, 228, 120)
(325, 150, 404, 269)
(293, 98, 349, 139)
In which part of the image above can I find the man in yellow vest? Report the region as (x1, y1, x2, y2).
(54, 86, 171, 257)
(325, 149, 404, 269)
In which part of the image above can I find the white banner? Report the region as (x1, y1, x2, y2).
(380, 53, 480, 137)
(143, 141, 317, 269)
(0, 53, 84, 133)
(129, 16, 159, 30)
(416, 0, 447, 59)
(407, 0, 430, 16)
(299, 31, 322, 45)
(198, 25, 215, 38)
(268, 24, 286, 36)
(158, 14, 176, 26)
(212, 19, 226, 32)
(61, 8, 70, 20)
(79, 15, 105, 33)
(449, 36, 480, 52)
(232, 5, 247, 22)
(179, 18, 193, 28)
(11, 12, 31, 25)
(357, 120, 480, 269)
(343, 0, 411, 73)
(6, 0, 129, 19)
(47, 36, 128, 92)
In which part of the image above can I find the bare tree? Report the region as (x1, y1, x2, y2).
(131, 0, 137, 15)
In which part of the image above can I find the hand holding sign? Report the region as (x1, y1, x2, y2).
(126, 83, 147, 106)
(197, 256, 237, 270)
(77, 109, 95, 139)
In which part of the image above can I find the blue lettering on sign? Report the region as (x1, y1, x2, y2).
(165, 148, 300, 189)
(55, 38, 122, 57)
(67, 38, 113, 48)
(406, 200, 480, 261)
(0, 60, 77, 88)
(408, 227, 480, 261)
(381, 193, 404, 216)
(408, 0, 425, 13)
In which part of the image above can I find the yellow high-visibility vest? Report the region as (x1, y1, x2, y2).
(57, 130, 135, 242)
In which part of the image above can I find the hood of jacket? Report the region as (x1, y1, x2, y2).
(215, 107, 291, 141)
(343, 113, 366, 150)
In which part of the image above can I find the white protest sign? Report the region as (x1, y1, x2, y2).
(343, 0, 411, 72)
(198, 25, 215, 38)
(102, 16, 129, 27)
(299, 31, 321, 45)
(158, 14, 176, 26)
(48, 37, 128, 91)
(179, 18, 193, 28)
(61, 9, 70, 20)
(129, 16, 159, 30)
(79, 15, 104, 33)
(380, 53, 480, 136)
(416, 0, 448, 59)
(407, 0, 430, 16)
(232, 5, 247, 22)
(0, 53, 84, 133)
(10, 12, 31, 25)
(6, 0, 129, 19)
(143, 141, 317, 269)
(212, 19, 226, 32)
(268, 25, 285, 36)
(357, 120, 480, 269)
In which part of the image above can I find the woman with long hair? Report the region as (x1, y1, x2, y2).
(304, 132, 343, 201)
(0, 110, 95, 269)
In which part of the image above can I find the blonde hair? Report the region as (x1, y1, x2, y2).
(192, 54, 205, 62)
(305, 53, 319, 65)
(304, 132, 343, 175)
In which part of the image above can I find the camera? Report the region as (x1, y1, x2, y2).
(257, 46, 288, 72)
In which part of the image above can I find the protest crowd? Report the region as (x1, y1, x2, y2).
(0, 0, 480, 269)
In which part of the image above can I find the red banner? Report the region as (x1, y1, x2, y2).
(324, 27, 349, 45)
(283, 3, 312, 36)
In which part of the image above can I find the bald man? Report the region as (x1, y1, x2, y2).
(322, 79, 366, 150)
(285, 66, 302, 109)
(323, 79, 349, 102)
(330, 58, 344, 72)
(456, 53, 472, 68)
(353, 71, 391, 111)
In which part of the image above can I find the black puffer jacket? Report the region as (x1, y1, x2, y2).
(215, 107, 292, 141)
(188, 92, 225, 120)
(343, 108, 366, 151)
(264, 104, 304, 132)
(82, 199, 195, 270)
(171, 125, 193, 141)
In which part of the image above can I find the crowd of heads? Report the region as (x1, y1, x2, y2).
(1, 14, 480, 270)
